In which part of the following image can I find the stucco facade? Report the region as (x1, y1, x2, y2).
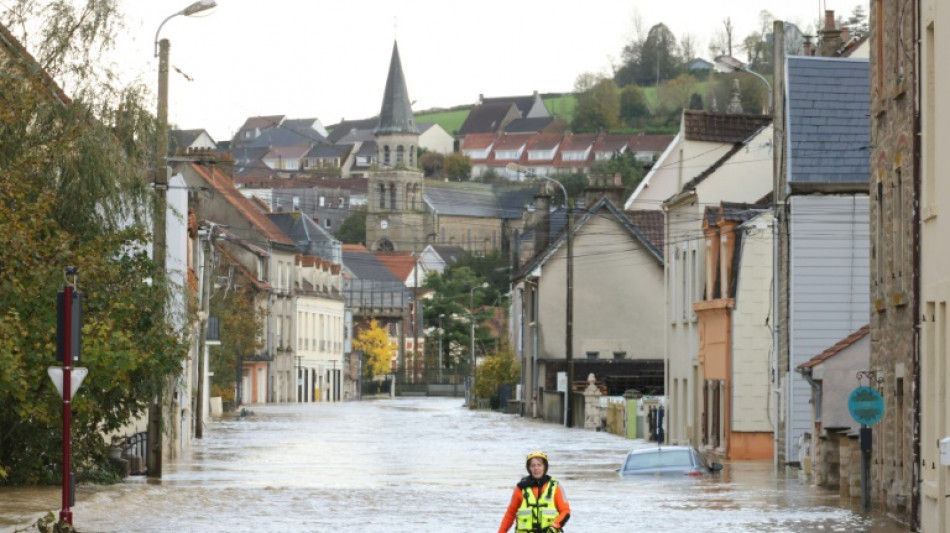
(513, 199, 664, 420)
(662, 124, 774, 448)
(919, 1, 950, 531)
(695, 209, 774, 461)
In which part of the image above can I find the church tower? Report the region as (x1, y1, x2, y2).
(366, 41, 430, 252)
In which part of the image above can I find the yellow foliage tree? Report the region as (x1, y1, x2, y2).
(352, 319, 396, 379)
(474, 345, 521, 401)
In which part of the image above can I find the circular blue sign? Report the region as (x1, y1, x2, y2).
(848, 386, 885, 425)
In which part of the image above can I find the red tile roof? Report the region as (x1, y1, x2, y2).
(374, 251, 416, 281)
(798, 325, 870, 370)
(190, 163, 295, 247)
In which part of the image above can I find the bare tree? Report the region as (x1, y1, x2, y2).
(680, 33, 696, 62)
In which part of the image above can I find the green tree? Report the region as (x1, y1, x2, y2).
(634, 23, 681, 87)
(208, 265, 267, 403)
(657, 73, 699, 116)
(1, 1, 187, 485)
(619, 84, 650, 126)
(590, 151, 646, 199)
(420, 151, 444, 178)
(335, 206, 366, 244)
(353, 320, 396, 379)
(444, 152, 472, 181)
(571, 73, 620, 133)
(422, 266, 495, 372)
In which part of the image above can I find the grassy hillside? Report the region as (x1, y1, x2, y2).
(411, 83, 699, 136)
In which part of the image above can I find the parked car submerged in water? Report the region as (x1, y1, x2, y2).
(619, 445, 723, 477)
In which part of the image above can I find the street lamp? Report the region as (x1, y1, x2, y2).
(469, 281, 489, 406)
(154, 0, 217, 268)
(713, 54, 772, 114)
(148, 0, 216, 479)
(505, 163, 575, 427)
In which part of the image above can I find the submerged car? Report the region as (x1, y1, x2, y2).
(619, 445, 723, 477)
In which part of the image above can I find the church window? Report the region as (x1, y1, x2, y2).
(389, 182, 397, 210)
(383, 145, 391, 166)
(379, 184, 386, 208)
(396, 145, 405, 164)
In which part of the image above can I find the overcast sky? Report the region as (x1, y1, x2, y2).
(115, 0, 858, 142)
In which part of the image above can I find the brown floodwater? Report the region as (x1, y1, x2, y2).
(0, 398, 907, 532)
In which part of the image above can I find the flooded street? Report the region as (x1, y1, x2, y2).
(1, 398, 905, 532)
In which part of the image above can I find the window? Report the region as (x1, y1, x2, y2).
(396, 145, 405, 164)
(894, 164, 903, 289)
(379, 184, 386, 209)
(389, 183, 396, 210)
(383, 145, 391, 166)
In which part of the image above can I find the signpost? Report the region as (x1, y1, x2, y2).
(49, 268, 86, 525)
(848, 377, 884, 510)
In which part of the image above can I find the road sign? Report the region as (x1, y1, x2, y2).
(848, 385, 884, 425)
(48, 367, 88, 399)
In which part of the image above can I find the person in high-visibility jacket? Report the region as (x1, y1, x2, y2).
(498, 451, 571, 533)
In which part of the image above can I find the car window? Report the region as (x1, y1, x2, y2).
(624, 449, 691, 470)
(691, 449, 709, 469)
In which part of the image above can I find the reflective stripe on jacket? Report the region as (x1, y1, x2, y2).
(515, 479, 559, 532)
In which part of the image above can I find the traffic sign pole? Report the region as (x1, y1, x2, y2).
(60, 283, 74, 525)
(848, 383, 884, 510)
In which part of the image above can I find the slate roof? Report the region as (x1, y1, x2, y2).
(266, 211, 338, 258)
(480, 94, 542, 118)
(458, 102, 518, 136)
(683, 110, 772, 143)
(786, 56, 870, 185)
(430, 245, 467, 265)
(514, 198, 663, 281)
(342, 247, 402, 281)
(246, 126, 326, 149)
(424, 181, 536, 219)
(306, 143, 349, 159)
(375, 41, 418, 135)
(170, 129, 208, 151)
(239, 115, 284, 131)
(327, 117, 378, 144)
(504, 117, 561, 134)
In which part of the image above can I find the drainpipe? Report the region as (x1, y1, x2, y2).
(911, 1, 921, 527)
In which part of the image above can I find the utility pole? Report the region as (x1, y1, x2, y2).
(195, 227, 213, 438)
(565, 200, 574, 428)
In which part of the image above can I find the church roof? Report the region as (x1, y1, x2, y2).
(375, 41, 418, 136)
(424, 181, 536, 219)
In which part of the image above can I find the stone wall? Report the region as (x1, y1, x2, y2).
(868, 0, 917, 525)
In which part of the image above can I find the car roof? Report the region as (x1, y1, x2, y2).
(627, 445, 694, 455)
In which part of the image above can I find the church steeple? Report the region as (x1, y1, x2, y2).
(375, 41, 418, 135)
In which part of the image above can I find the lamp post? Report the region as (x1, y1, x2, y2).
(713, 54, 772, 113)
(505, 163, 574, 427)
(438, 313, 445, 382)
(469, 282, 489, 406)
(149, 0, 216, 478)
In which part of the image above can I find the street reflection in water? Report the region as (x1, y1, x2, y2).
(0, 398, 905, 532)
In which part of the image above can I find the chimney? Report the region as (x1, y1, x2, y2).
(802, 35, 814, 56)
(533, 191, 551, 253)
(824, 9, 835, 31)
(819, 9, 843, 57)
